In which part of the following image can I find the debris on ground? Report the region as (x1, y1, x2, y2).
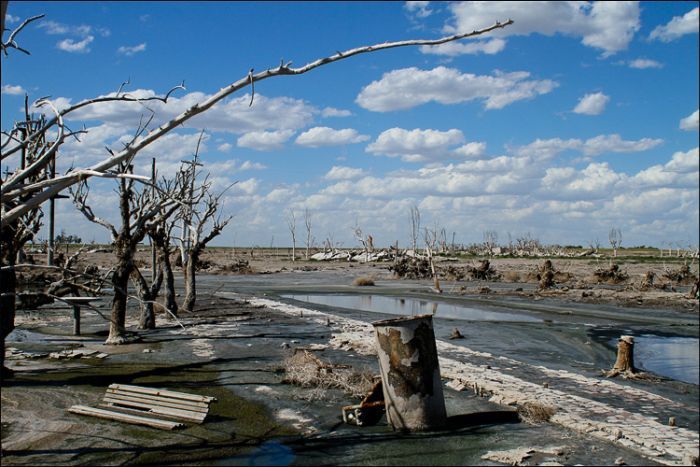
(467, 259, 501, 281)
(282, 349, 374, 400)
(593, 264, 628, 284)
(341, 379, 385, 426)
(662, 264, 698, 285)
(389, 257, 432, 279)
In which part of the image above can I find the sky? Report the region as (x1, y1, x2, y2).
(2, 1, 699, 250)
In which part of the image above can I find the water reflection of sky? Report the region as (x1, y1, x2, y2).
(284, 294, 541, 323)
(609, 335, 699, 385)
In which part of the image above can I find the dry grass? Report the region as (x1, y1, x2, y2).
(352, 276, 375, 286)
(282, 350, 375, 401)
(502, 271, 522, 282)
(517, 401, 557, 424)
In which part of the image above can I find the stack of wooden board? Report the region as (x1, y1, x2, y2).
(69, 384, 217, 430)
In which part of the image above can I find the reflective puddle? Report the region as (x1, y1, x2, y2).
(283, 294, 542, 323)
(608, 335, 699, 385)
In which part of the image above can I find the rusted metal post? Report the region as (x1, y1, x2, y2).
(372, 314, 447, 431)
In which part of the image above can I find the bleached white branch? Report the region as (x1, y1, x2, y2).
(2, 19, 512, 224)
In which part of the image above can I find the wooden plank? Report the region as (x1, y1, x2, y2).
(106, 388, 210, 409)
(101, 397, 206, 423)
(109, 384, 216, 403)
(103, 394, 208, 416)
(102, 398, 206, 422)
(68, 405, 183, 430)
(98, 404, 207, 425)
(105, 390, 210, 412)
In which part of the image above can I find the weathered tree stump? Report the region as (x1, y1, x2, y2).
(373, 314, 446, 431)
(607, 335, 636, 377)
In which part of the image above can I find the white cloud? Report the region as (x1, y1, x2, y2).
(357, 66, 557, 112)
(217, 142, 233, 152)
(237, 130, 295, 151)
(295, 127, 369, 147)
(573, 92, 609, 115)
(240, 160, 267, 171)
(513, 134, 663, 159)
(649, 7, 699, 42)
(680, 110, 699, 131)
(405, 1, 433, 19)
(57, 35, 94, 53)
(1, 84, 26, 95)
(442, 1, 640, 57)
(453, 142, 487, 158)
(581, 134, 662, 156)
(5, 14, 20, 24)
(628, 58, 663, 69)
(321, 107, 352, 118)
(117, 43, 147, 56)
(366, 128, 465, 162)
(324, 166, 367, 180)
(419, 38, 506, 56)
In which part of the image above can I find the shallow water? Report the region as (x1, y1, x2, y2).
(608, 334, 699, 385)
(283, 294, 542, 323)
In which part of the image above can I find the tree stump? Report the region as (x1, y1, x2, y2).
(607, 335, 636, 377)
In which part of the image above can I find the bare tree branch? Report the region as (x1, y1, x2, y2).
(2, 19, 512, 224)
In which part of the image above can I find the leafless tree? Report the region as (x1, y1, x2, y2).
(148, 216, 178, 318)
(178, 161, 234, 313)
(423, 224, 442, 293)
(304, 208, 314, 260)
(483, 230, 498, 256)
(286, 209, 297, 262)
(70, 161, 183, 343)
(409, 205, 421, 253)
(609, 227, 622, 258)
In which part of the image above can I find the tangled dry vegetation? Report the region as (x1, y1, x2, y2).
(517, 401, 557, 425)
(281, 350, 375, 401)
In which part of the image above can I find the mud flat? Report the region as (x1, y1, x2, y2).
(2, 258, 698, 466)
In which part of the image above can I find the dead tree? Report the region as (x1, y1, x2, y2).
(304, 208, 314, 260)
(409, 205, 421, 253)
(483, 230, 498, 256)
(178, 163, 233, 313)
(148, 216, 178, 318)
(609, 227, 622, 257)
(70, 161, 182, 343)
(424, 225, 442, 293)
(286, 209, 297, 262)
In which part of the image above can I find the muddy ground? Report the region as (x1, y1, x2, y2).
(2, 249, 699, 465)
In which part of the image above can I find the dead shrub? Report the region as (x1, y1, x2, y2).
(390, 257, 432, 279)
(662, 264, 698, 285)
(517, 401, 557, 424)
(467, 259, 501, 281)
(353, 276, 375, 286)
(593, 263, 628, 284)
(282, 350, 374, 401)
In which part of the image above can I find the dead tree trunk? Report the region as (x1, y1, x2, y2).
(607, 335, 636, 377)
(108, 243, 132, 344)
(132, 264, 163, 330)
(182, 249, 198, 313)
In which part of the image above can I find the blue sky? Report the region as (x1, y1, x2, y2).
(2, 1, 698, 249)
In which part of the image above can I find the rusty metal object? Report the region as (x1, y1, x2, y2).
(372, 314, 447, 431)
(342, 380, 385, 426)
